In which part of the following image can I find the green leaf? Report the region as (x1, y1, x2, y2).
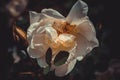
(54, 51, 69, 66)
(45, 48, 52, 66)
(43, 66, 50, 75)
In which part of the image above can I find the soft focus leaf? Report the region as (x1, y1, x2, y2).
(43, 66, 50, 75)
(45, 48, 52, 66)
(54, 51, 69, 66)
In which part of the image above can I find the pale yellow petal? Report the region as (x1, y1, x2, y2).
(55, 64, 68, 77)
(66, 0, 88, 23)
(45, 26, 58, 42)
(27, 28, 49, 58)
(54, 58, 77, 76)
(27, 22, 40, 42)
(29, 11, 41, 24)
(37, 57, 48, 68)
(58, 33, 76, 48)
(66, 59, 77, 75)
(75, 19, 99, 49)
(41, 8, 65, 19)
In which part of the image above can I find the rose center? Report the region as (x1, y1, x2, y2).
(52, 20, 76, 35)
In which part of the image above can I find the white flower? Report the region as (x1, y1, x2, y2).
(27, 0, 99, 77)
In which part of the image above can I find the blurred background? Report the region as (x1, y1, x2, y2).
(0, 0, 120, 80)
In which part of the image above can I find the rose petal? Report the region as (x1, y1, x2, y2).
(75, 19, 99, 49)
(55, 64, 68, 77)
(75, 31, 98, 58)
(75, 34, 90, 57)
(29, 11, 41, 24)
(54, 48, 77, 76)
(65, 59, 77, 75)
(29, 11, 55, 24)
(27, 27, 49, 58)
(45, 26, 58, 41)
(58, 33, 76, 47)
(37, 57, 48, 68)
(27, 22, 40, 42)
(28, 38, 48, 58)
(41, 8, 65, 19)
(54, 59, 77, 77)
(76, 56, 83, 61)
(66, 0, 88, 23)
